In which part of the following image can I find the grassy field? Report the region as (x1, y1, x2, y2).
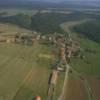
(71, 38, 100, 76)
(61, 20, 100, 76)
(0, 23, 32, 34)
(0, 43, 64, 100)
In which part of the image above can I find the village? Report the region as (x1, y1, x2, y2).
(0, 31, 55, 45)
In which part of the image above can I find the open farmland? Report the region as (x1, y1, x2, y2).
(0, 43, 64, 100)
(0, 9, 100, 100)
(0, 23, 32, 34)
(64, 74, 100, 100)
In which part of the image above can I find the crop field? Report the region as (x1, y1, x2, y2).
(0, 43, 64, 100)
(0, 23, 32, 34)
(65, 74, 100, 100)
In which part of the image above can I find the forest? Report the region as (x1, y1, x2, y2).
(72, 20, 100, 43)
(0, 11, 92, 34)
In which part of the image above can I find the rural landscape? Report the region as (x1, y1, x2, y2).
(0, 0, 100, 100)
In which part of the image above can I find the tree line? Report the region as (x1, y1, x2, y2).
(0, 11, 91, 34)
(72, 20, 100, 43)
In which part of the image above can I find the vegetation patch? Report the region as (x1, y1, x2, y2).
(0, 11, 93, 34)
(72, 20, 100, 43)
(38, 54, 51, 59)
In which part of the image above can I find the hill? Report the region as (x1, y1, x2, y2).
(0, 11, 92, 34)
(72, 20, 100, 43)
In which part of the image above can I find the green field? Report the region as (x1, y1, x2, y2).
(0, 23, 32, 34)
(61, 20, 100, 76)
(0, 43, 64, 100)
(71, 38, 100, 76)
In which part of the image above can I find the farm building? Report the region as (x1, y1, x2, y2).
(0, 35, 6, 42)
(0, 35, 16, 43)
(5, 35, 16, 43)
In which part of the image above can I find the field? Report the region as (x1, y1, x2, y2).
(0, 43, 64, 100)
(0, 23, 32, 34)
(61, 20, 100, 76)
(60, 20, 100, 100)
(64, 74, 100, 100)
(0, 9, 100, 100)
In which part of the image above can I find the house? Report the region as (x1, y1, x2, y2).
(0, 35, 6, 42)
(6, 35, 16, 43)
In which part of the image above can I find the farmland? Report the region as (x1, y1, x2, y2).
(0, 23, 32, 34)
(60, 20, 100, 100)
(0, 43, 64, 100)
(63, 74, 100, 100)
(61, 20, 100, 76)
(0, 8, 100, 100)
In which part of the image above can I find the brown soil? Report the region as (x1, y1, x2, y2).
(63, 74, 100, 100)
(86, 76, 100, 100)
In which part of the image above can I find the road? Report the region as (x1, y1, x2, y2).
(58, 65, 70, 100)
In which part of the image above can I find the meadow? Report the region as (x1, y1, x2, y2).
(0, 23, 32, 34)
